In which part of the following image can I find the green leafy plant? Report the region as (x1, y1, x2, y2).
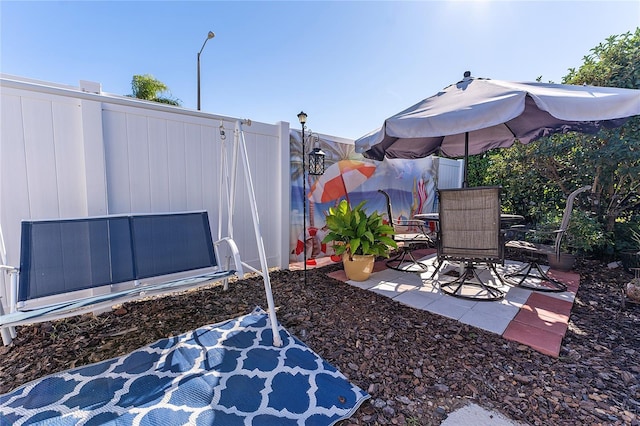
(526, 209, 604, 256)
(127, 74, 181, 106)
(479, 29, 640, 258)
(322, 200, 397, 260)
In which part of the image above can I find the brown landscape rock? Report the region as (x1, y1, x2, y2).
(0, 258, 638, 425)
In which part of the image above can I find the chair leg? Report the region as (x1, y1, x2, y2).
(438, 261, 505, 301)
(430, 259, 443, 279)
(386, 248, 430, 272)
(490, 263, 507, 286)
(504, 261, 567, 292)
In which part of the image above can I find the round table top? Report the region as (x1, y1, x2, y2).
(414, 213, 524, 223)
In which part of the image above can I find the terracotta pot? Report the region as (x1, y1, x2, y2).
(342, 253, 375, 281)
(548, 253, 576, 272)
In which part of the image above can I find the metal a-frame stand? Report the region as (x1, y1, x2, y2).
(218, 120, 282, 347)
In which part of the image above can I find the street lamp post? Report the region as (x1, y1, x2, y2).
(296, 111, 325, 285)
(197, 31, 215, 111)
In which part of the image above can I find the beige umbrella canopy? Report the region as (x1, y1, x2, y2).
(356, 72, 640, 186)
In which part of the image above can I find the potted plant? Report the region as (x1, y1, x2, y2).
(322, 200, 397, 281)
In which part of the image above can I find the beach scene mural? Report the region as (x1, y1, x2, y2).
(290, 130, 437, 263)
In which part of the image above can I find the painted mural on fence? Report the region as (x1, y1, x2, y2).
(290, 130, 437, 263)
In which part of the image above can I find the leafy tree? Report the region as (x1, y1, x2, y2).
(127, 74, 181, 106)
(563, 29, 640, 89)
(561, 29, 640, 238)
(465, 154, 490, 188)
(480, 28, 640, 256)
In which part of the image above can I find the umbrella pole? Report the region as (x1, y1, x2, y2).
(463, 132, 469, 188)
(341, 177, 350, 205)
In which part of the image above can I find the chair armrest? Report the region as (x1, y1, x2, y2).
(397, 219, 429, 228)
(213, 237, 244, 277)
(395, 220, 433, 236)
(528, 229, 564, 237)
(508, 226, 565, 245)
(505, 225, 531, 239)
(0, 265, 18, 272)
(0, 265, 20, 317)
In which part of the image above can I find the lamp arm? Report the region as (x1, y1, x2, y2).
(198, 39, 210, 55)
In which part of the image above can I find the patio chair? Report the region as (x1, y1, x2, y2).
(504, 185, 591, 291)
(430, 186, 506, 301)
(378, 190, 434, 272)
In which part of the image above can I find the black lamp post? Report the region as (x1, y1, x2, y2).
(297, 111, 325, 284)
(197, 31, 215, 111)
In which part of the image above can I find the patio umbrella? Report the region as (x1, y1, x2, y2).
(355, 72, 640, 186)
(308, 159, 377, 204)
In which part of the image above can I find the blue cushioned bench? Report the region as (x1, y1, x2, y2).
(0, 211, 243, 345)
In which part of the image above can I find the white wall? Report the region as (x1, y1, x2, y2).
(435, 157, 465, 189)
(0, 75, 290, 315)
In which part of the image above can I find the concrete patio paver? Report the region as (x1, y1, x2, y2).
(315, 250, 579, 358)
(392, 285, 444, 309)
(424, 295, 479, 321)
(459, 308, 514, 334)
(502, 321, 565, 357)
(526, 292, 575, 317)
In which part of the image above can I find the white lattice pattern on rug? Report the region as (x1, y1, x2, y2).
(0, 308, 369, 425)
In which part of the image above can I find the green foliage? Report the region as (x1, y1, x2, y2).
(563, 29, 640, 89)
(128, 74, 181, 106)
(322, 200, 397, 259)
(522, 209, 604, 256)
(616, 221, 640, 253)
(561, 28, 640, 240)
(564, 210, 607, 255)
(465, 154, 491, 187)
(481, 28, 640, 257)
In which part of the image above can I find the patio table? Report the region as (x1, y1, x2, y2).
(414, 212, 524, 227)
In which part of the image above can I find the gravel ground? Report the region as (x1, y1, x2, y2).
(0, 258, 638, 425)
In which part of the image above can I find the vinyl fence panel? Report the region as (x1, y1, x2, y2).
(0, 76, 289, 318)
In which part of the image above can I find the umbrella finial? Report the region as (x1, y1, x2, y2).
(464, 71, 471, 78)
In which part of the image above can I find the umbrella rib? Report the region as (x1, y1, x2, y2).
(503, 122, 517, 138)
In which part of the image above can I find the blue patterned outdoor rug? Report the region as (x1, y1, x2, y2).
(0, 308, 369, 425)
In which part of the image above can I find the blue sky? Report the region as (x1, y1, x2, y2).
(1, 1, 638, 140)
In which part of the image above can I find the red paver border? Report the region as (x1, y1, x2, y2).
(502, 271, 579, 357)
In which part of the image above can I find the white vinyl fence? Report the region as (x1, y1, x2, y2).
(0, 75, 464, 318)
(0, 75, 290, 317)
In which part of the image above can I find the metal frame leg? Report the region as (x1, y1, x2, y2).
(437, 261, 505, 301)
(386, 246, 430, 272)
(504, 260, 567, 292)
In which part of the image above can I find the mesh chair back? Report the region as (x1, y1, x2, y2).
(18, 212, 217, 302)
(378, 190, 409, 236)
(552, 185, 591, 257)
(378, 190, 428, 238)
(437, 186, 502, 262)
